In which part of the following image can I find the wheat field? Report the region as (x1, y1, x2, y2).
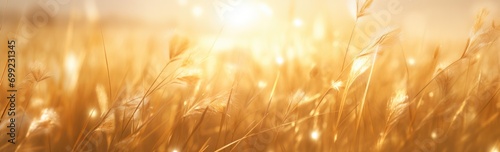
(0, 0, 499, 152)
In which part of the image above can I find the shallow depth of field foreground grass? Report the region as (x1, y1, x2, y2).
(1, 0, 500, 151)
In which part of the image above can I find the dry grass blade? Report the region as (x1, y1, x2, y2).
(5, 3, 500, 152)
(0, 61, 10, 129)
(365, 27, 400, 50)
(72, 110, 97, 152)
(215, 79, 236, 149)
(173, 75, 201, 86)
(19, 63, 50, 91)
(95, 113, 115, 133)
(99, 27, 113, 101)
(341, 0, 374, 71)
(184, 91, 230, 117)
(463, 26, 500, 58)
(462, 9, 499, 58)
(266, 71, 280, 113)
(217, 113, 268, 152)
(218, 113, 330, 152)
(120, 58, 178, 138)
(27, 64, 50, 83)
(182, 106, 210, 151)
(199, 138, 211, 152)
(337, 27, 399, 131)
(378, 89, 408, 149)
(473, 9, 489, 34)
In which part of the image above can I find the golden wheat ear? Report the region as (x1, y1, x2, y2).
(473, 9, 489, 34)
(169, 35, 190, 60)
(356, 0, 374, 18)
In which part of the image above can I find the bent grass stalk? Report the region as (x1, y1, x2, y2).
(354, 45, 379, 149)
(341, 0, 374, 71)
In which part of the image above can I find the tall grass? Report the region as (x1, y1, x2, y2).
(0, 3, 499, 152)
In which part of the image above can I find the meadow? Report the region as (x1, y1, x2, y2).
(0, 0, 499, 151)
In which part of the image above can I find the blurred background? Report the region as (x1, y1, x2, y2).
(0, 0, 499, 151)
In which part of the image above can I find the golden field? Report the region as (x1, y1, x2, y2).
(0, 0, 499, 151)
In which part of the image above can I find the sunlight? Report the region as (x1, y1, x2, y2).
(311, 130, 320, 140)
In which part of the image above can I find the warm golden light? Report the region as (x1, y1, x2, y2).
(1, 0, 499, 151)
(491, 146, 499, 152)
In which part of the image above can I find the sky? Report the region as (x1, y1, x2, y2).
(2, 0, 500, 39)
(4, 0, 499, 22)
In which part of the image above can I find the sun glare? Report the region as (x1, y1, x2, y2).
(192, 6, 203, 17)
(226, 6, 256, 27)
(293, 18, 303, 27)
